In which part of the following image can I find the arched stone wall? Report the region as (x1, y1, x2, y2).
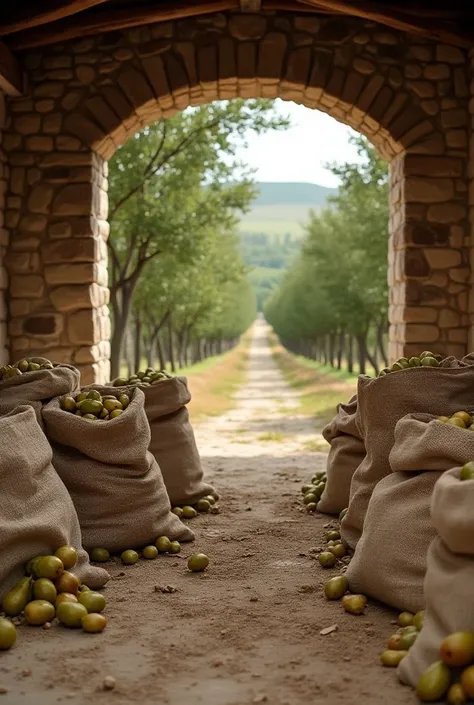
(2, 11, 472, 381)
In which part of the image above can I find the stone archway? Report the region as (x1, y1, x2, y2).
(2, 10, 471, 382)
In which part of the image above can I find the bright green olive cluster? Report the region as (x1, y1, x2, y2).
(112, 367, 173, 388)
(378, 351, 443, 377)
(60, 389, 130, 421)
(0, 357, 54, 380)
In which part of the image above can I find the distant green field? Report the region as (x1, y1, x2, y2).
(239, 220, 304, 237)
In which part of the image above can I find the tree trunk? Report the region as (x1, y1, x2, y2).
(167, 317, 176, 373)
(347, 334, 354, 374)
(110, 285, 134, 380)
(329, 333, 336, 368)
(356, 332, 369, 376)
(156, 334, 166, 371)
(146, 339, 155, 368)
(134, 314, 142, 372)
(377, 319, 389, 368)
(337, 330, 344, 370)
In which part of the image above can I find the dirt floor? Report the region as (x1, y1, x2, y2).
(0, 321, 417, 704)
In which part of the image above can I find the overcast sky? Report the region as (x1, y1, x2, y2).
(237, 99, 362, 188)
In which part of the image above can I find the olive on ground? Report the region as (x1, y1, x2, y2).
(57, 601, 88, 628)
(416, 661, 451, 702)
(24, 600, 55, 626)
(380, 650, 408, 667)
(182, 506, 198, 519)
(143, 545, 158, 559)
(0, 618, 17, 650)
(324, 575, 348, 600)
(398, 612, 414, 627)
(82, 613, 107, 634)
(54, 545, 78, 570)
(156, 537, 172, 553)
(89, 548, 110, 562)
(440, 632, 474, 668)
(36, 555, 64, 580)
(78, 591, 106, 613)
(33, 578, 57, 603)
(319, 551, 337, 568)
(121, 550, 139, 565)
(55, 571, 80, 595)
(187, 553, 209, 572)
(170, 541, 181, 554)
(342, 594, 367, 615)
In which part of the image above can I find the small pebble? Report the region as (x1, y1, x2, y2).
(103, 676, 116, 691)
(22, 670, 31, 677)
(0, 688, 8, 695)
(43, 622, 52, 630)
(253, 695, 268, 703)
(249, 597, 259, 602)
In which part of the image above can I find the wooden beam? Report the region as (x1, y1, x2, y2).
(240, 0, 262, 9)
(8, 0, 239, 50)
(295, 0, 473, 47)
(0, 0, 110, 37)
(264, 0, 335, 12)
(0, 41, 23, 95)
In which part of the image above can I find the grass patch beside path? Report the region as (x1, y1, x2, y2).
(270, 334, 357, 427)
(185, 332, 251, 423)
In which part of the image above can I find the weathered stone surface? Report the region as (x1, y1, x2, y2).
(67, 309, 101, 345)
(10, 275, 44, 298)
(28, 184, 54, 214)
(14, 115, 41, 136)
(50, 284, 97, 311)
(52, 184, 93, 216)
(438, 309, 461, 328)
(42, 238, 98, 264)
(404, 177, 454, 203)
(424, 248, 462, 269)
(229, 15, 267, 40)
(427, 204, 466, 223)
(404, 324, 439, 343)
(44, 263, 96, 285)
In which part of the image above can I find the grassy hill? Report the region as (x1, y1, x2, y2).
(239, 182, 337, 309)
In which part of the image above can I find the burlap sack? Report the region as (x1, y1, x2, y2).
(143, 376, 215, 506)
(0, 362, 80, 426)
(398, 467, 474, 687)
(346, 413, 474, 612)
(42, 385, 194, 552)
(0, 406, 109, 597)
(317, 395, 365, 516)
(340, 360, 474, 549)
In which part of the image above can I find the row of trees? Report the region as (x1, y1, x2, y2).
(265, 135, 389, 375)
(108, 100, 289, 378)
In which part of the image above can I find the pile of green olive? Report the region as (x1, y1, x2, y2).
(0, 357, 54, 380)
(0, 545, 107, 650)
(60, 389, 130, 421)
(89, 543, 210, 573)
(113, 368, 173, 388)
(378, 351, 443, 377)
(301, 471, 327, 512)
(437, 412, 474, 431)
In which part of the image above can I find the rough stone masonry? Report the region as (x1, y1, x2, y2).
(0, 11, 473, 381)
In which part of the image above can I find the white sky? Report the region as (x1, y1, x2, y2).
(237, 99, 362, 188)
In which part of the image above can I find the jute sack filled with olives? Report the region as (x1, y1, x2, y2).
(0, 405, 109, 595)
(143, 376, 215, 506)
(398, 466, 474, 688)
(0, 357, 80, 426)
(317, 394, 365, 516)
(341, 358, 474, 550)
(346, 413, 474, 612)
(42, 385, 194, 552)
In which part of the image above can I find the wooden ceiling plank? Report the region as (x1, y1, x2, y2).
(0, 40, 23, 95)
(294, 0, 473, 47)
(264, 1, 335, 11)
(240, 0, 262, 9)
(8, 0, 239, 50)
(0, 0, 110, 37)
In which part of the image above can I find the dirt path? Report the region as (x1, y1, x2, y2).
(1, 321, 416, 705)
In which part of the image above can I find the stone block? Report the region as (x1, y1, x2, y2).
(229, 15, 267, 40)
(10, 275, 44, 298)
(26, 136, 54, 152)
(403, 177, 454, 203)
(44, 263, 96, 285)
(14, 114, 41, 135)
(52, 184, 93, 216)
(424, 248, 462, 269)
(438, 309, 461, 328)
(42, 238, 99, 265)
(404, 324, 440, 343)
(28, 184, 54, 214)
(427, 204, 466, 223)
(67, 309, 101, 345)
(50, 283, 97, 311)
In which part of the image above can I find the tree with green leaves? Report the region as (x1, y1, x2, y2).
(265, 135, 389, 375)
(108, 99, 289, 377)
